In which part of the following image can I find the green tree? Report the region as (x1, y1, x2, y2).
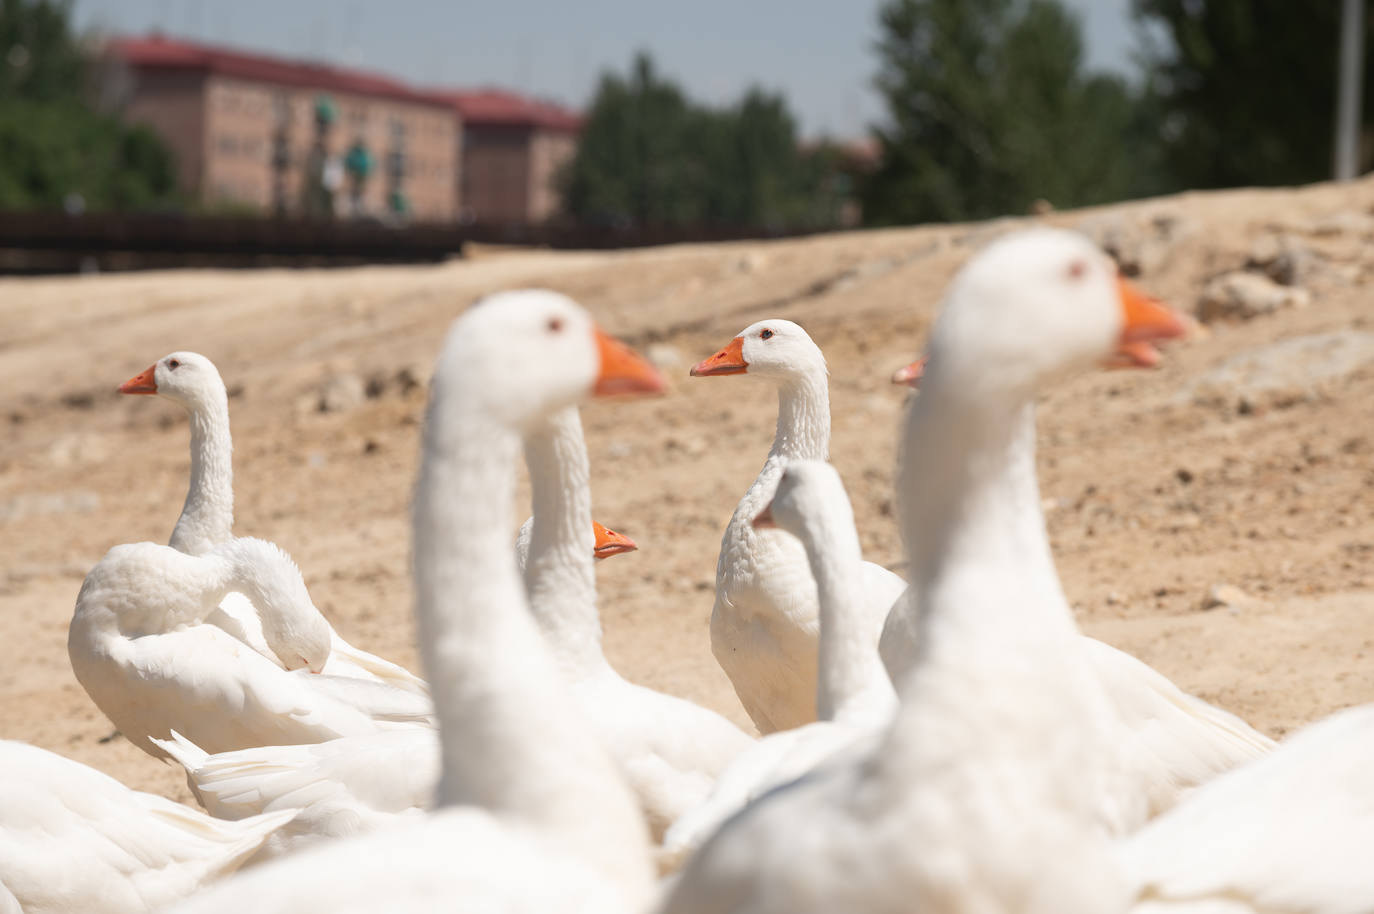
(0, 0, 86, 102)
(0, 0, 179, 211)
(1133, 0, 1366, 188)
(863, 0, 1147, 225)
(562, 53, 699, 225)
(561, 53, 832, 227)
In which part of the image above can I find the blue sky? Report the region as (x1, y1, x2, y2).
(76, 0, 1139, 139)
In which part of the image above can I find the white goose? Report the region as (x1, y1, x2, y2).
(0, 739, 296, 914)
(662, 459, 895, 865)
(1121, 702, 1374, 913)
(662, 228, 1188, 913)
(119, 352, 427, 696)
(523, 406, 753, 843)
(690, 320, 906, 733)
(165, 290, 662, 914)
(884, 362, 1275, 817)
(68, 536, 428, 760)
(153, 521, 648, 858)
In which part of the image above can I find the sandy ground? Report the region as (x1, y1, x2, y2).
(3, 177, 1374, 805)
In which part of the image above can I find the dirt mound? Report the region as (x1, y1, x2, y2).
(4, 176, 1374, 800)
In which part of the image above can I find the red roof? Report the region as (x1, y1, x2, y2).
(432, 89, 583, 133)
(106, 34, 452, 110)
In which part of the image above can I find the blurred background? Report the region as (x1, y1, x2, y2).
(0, 0, 1368, 268)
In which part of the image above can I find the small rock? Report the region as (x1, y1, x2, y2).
(1307, 210, 1374, 237)
(319, 373, 366, 413)
(1182, 332, 1374, 412)
(664, 436, 706, 458)
(60, 391, 96, 410)
(1202, 583, 1260, 611)
(1196, 271, 1311, 323)
(394, 362, 431, 395)
(293, 392, 319, 417)
(735, 251, 768, 273)
(1076, 211, 1192, 277)
(1245, 233, 1313, 286)
(1169, 512, 1202, 531)
(364, 374, 388, 399)
(1175, 467, 1194, 484)
(646, 343, 683, 373)
(47, 434, 107, 468)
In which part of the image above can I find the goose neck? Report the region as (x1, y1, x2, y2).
(769, 370, 830, 462)
(170, 393, 234, 556)
(413, 387, 649, 893)
(412, 402, 533, 808)
(806, 520, 893, 722)
(522, 409, 606, 677)
(896, 389, 1076, 672)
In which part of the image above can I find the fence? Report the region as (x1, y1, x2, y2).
(0, 212, 822, 273)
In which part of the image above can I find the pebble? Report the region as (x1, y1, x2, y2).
(319, 373, 366, 413)
(1202, 583, 1261, 611)
(1196, 271, 1310, 323)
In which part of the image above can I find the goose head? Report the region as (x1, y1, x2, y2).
(922, 228, 1185, 400)
(689, 319, 827, 383)
(751, 460, 854, 545)
(592, 521, 637, 559)
(452, 290, 665, 431)
(891, 359, 927, 387)
(212, 537, 331, 673)
(513, 517, 639, 568)
(119, 351, 226, 410)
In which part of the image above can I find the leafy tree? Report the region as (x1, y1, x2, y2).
(0, 0, 179, 210)
(1132, 0, 1367, 188)
(863, 0, 1148, 225)
(0, 0, 85, 102)
(561, 53, 833, 227)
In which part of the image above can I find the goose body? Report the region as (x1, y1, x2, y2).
(881, 361, 1273, 819)
(158, 521, 645, 855)
(1122, 703, 1374, 913)
(0, 740, 296, 914)
(692, 320, 905, 733)
(664, 229, 1188, 913)
(167, 291, 661, 913)
(68, 537, 427, 760)
(120, 352, 429, 699)
(663, 460, 894, 863)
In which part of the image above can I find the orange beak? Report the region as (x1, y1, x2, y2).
(1107, 341, 1165, 369)
(592, 521, 638, 560)
(690, 337, 748, 377)
(119, 364, 158, 395)
(594, 329, 666, 396)
(1119, 279, 1186, 342)
(891, 358, 926, 388)
(752, 503, 776, 529)
(1108, 278, 1187, 369)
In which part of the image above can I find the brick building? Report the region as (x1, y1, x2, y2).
(437, 90, 583, 224)
(104, 36, 585, 226)
(105, 35, 461, 221)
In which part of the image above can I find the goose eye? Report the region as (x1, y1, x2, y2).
(1066, 260, 1086, 280)
(168, 359, 181, 369)
(547, 317, 563, 333)
(760, 329, 774, 340)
